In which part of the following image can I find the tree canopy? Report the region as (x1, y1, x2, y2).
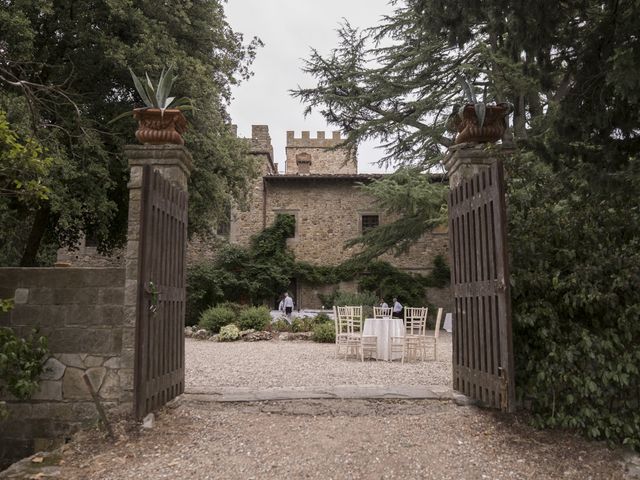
(294, 0, 640, 448)
(0, 0, 261, 265)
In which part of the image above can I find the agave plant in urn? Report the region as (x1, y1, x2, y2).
(112, 66, 194, 145)
(446, 75, 513, 145)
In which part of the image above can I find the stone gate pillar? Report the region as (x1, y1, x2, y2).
(120, 145, 192, 407)
(442, 143, 514, 187)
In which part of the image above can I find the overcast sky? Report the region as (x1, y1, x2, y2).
(225, 0, 394, 173)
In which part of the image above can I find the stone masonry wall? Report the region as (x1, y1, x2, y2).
(0, 267, 129, 467)
(228, 126, 277, 247)
(285, 131, 356, 174)
(263, 178, 450, 309)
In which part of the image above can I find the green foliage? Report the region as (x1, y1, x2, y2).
(358, 261, 428, 307)
(198, 306, 236, 334)
(313, 313, 332, 324)
(0, 327, 49, 402)
(508, 152, 640, 450)
(312, 322, 336, 343)
(185, 261, 232, 326)
(186, 214, 296, 322)
(218, 324, 240, 342)
(327, 290, 377, 318)
(1, 298, 15, 313)
(237, 306, 271, 331)
(425, 255, 451, 288)
(217, 302, 248, 317)
(291, 317, 316, 333)
(271, 319, 291, 333)
(346, 169, 448, 261)
(0, 1, 262, 265)
(129, 66, 193, 113)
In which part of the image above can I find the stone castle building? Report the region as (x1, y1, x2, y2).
(227, 125, 449, 309)
(57, 125, 450, 310)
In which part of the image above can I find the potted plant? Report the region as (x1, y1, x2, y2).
(112, 66, 193, 145)
(446, 75, 513, 145)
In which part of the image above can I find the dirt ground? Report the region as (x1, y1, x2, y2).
(4, 397, 627, 480)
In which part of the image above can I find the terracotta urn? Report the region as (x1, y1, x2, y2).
(454, 103, 511, 145)
(133, 108, 187, 145)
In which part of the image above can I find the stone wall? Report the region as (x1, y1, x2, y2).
(55, 236, 124, 268)
(0, 267, 130, 468)
(261, 177, 450, 309)
(228, 126, 277, 247)
(285, 131, 356, 174)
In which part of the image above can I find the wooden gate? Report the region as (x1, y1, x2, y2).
(134, 165, 187, 419)
(447, 159, 515, 412)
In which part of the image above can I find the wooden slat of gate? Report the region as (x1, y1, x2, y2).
(448, 159, 515, 412)
(134, 166, 187, 420)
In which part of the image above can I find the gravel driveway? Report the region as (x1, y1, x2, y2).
(185, 333, 453, 390)
(3, 334, 632, 480)
(8, 398, 626, 480)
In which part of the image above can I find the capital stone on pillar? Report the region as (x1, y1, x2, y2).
(443, 142, 514, 188)
(124, 144, 192, 192)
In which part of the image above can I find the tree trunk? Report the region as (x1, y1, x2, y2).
(19, 204, 50, 266)
(513, 94, 527, 139)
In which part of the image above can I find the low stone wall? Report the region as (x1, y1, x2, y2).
(0, 267, 130, 468)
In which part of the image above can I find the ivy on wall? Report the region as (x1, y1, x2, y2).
(186, 214, 450, 325)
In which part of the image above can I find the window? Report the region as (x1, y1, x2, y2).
(295, 153, 312, 174)
(84, 232, 99, 248)
(283, 213, 296, 238)
(274, 211, 297, 239)
(216, 220, 230, 237)
(361, 214, 379, 233)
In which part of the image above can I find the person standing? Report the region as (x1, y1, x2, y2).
(278, 295, 284, 313)
(392, 297, 403, 318)
(283, 292, 294, 321)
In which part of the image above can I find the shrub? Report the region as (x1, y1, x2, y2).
(425, 254, 451, 288)
(291, 317, 315, 332)
(198, 306, 236, 333)
(271, 318, 291, 332)
(219, 324, 240, 341)
(328, 290, 377, 318)
(313, 313, 332, 325)
(312, 322, 335, 343)
(186, 262, 232, 326)
(0, 326, 49, 419)
(217, 301, 248, 317)
(237, 306, 271, 331)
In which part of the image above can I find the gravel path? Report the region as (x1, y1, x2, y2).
(16, 399, 626, 480)
(4, 334, 631, 480)
(186, 333, 453, 390)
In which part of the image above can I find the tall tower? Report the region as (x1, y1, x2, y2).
(285, 131, 357, 174)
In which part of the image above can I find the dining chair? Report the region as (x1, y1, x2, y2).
(338, 305, 377, 361)
(391, 307, 428, 363)
(422, 307, 443, 360)
(335, 306, 360, 359)
(373, 306, 392, 318)
(333, 306, 351, 359)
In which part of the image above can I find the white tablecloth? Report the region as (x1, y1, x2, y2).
(443, 312, 453, 333)
(363, 318, 405, 361)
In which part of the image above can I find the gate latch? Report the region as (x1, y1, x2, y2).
(145, 281, 159, 313)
